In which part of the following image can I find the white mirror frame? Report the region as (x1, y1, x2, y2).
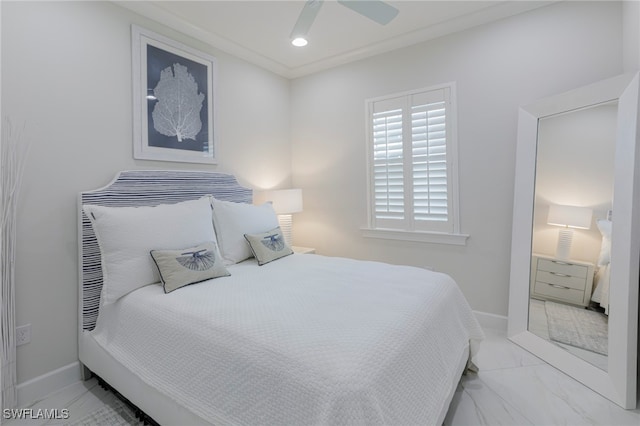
(508, 73, 640, 409)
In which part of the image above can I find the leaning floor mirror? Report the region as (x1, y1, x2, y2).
(508, 73, 640, 409)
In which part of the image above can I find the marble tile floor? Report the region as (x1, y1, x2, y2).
(3, 377, 140, 426)
(444, 328, 639, 425)
(5, 327, 640, 426)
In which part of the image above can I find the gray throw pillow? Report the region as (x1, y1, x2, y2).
(244, 227, 293, 266)
(150, 241, 230, 293)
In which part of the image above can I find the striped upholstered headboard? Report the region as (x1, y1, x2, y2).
(79, 170, 252, 331)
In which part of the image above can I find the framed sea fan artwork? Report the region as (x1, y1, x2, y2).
(132, 25, 217, 164)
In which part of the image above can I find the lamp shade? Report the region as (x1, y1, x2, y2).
(547, 204, 593, 229)
(267, 189, 303, 214)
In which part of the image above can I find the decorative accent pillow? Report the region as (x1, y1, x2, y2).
(83, 196, 216, 304)
(210, 199, 279, 264)
(596, 218, 612, 266)
(150, 242, 230, 293)
(244, 227, 293, 266)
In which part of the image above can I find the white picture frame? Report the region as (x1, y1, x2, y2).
(132, 25, 217, 164)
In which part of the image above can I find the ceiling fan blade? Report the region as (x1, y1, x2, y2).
(290, 0, 325, 39)
(337, 0, 399, 25)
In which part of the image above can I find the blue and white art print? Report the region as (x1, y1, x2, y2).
(132, 25, 217, 164)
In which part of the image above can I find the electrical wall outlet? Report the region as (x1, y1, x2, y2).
(16, 324, 31, 346)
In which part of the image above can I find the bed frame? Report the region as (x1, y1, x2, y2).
(78, 170, 252, 425)
(78, 169, 470, 425)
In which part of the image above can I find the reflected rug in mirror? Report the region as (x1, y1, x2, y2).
(544, 301, 608, 355)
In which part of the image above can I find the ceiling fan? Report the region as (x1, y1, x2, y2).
(290, 0, 399, 47)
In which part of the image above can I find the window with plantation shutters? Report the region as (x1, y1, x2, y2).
(365, 83, 465, 243)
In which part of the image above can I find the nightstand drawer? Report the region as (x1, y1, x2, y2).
(537, 258, 588, 278)
(535, 270, 588, 291)
(531, 254, 594, 307)
(534, 281, 585, 304)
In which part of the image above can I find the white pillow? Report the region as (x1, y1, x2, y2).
(210, 199, 279, 264)
(596, 218, 612, 266)
(84, 196, 216, 304)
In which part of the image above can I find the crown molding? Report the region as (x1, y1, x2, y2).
(287, 1, 556, 78)
(114, 1, 293, 78)
(114, 1, 556, 80)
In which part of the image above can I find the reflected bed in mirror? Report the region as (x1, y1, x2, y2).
(508, 73, 640, 409)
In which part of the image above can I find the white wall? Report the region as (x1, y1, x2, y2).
(1, 1, 291, 384)
(623, 0, 640, 72)
(290, 1, 624, 316)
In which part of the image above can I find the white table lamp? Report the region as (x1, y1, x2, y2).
(547, 204, 592, 260)
(266, 189, 303, 245)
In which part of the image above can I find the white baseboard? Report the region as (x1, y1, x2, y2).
(474, 310, 508, 331)
(17, 361, 81, 408)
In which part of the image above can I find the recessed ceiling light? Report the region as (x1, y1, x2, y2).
(291, 37, 308, 47)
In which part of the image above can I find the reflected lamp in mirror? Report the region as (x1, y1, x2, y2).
(265, 189, 303, 245)
(547, 204, 593, 260)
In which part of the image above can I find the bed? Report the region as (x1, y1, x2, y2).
(78, 170, 483, 425)
(591, 217, 611, 314)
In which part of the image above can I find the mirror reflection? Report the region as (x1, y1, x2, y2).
(527, 101, 617, 371)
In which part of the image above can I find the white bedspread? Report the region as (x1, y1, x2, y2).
(92, 254, 483, 425)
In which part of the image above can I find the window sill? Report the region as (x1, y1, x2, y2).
(361, 228, 469, 246)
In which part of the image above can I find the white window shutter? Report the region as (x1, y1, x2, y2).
(412, 103, 447, 220)
(368, 85, 456, 234)
(372, 98, 405, 226)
